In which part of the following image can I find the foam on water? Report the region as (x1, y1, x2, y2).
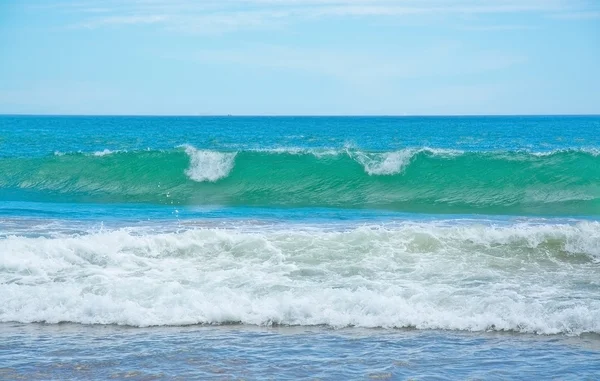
(530, 147, 600, 157)
(182, 145, 467, 183)
(182, 145, 237, 182)
(350, 148, 464, 175)
(2, 221, 599, 333)
(93, 149, 119, 156)
(351, 150, 415, 175)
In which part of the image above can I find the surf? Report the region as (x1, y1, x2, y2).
(1, 221, 599, 333)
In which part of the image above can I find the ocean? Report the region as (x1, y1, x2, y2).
(1, 115, 599, 380)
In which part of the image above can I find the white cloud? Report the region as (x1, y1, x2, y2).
(549, 10, 600, 20)
(456, 24, 538, 31)
(38, 0, 599, 33)
(74, 15, 168, 28)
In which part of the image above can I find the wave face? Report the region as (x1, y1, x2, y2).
(1, 147, 600, 215)
(1, 222, 599, 333)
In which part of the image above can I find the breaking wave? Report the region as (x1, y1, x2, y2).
(1, 147, 600, 215)
(1, 221, 599, 333)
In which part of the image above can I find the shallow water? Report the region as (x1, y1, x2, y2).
(1, 324, 599, 380)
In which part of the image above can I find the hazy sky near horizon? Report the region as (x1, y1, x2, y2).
(0, 0, 599, 115)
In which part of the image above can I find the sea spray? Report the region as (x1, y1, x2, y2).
(182, 145, 237, 182)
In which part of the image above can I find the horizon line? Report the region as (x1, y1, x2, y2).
(1, 113, 599, 118)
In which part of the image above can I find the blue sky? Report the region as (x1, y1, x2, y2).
(0, 0, 599, 115)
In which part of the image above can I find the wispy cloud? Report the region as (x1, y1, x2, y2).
(35, 0, 600, 33)
(74, 15, 167, 28)
(549, 10, 600, 20)
(456, 24, 538, 32)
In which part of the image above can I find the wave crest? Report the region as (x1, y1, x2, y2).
(182, 145, 237, 182)
(349, 148, 463, 175)
(2, 147, 600, 215)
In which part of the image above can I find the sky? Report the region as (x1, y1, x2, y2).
(0, 0, 599, 115)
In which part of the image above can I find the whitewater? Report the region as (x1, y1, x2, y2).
(2, 221, 599, 333)
(2, 115, 600, 380)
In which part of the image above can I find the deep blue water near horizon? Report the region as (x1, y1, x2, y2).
(3, 115, 600, 157)
(1, 115, 600, 380)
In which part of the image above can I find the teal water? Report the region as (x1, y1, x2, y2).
(1, 115, 599, 379)
(3, 148, 600, 215)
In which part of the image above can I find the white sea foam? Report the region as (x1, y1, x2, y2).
(1, 222, 599, 333)
(182, 145, 237, 182)
(350, 148, 463, 175)
(54, 149, 123, 157)
(93, 149, 117, 157)
(251, 147, 342, 158)
(530, 147, 600, 157)
(349, 149, 415, 175)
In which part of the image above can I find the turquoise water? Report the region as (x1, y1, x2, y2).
(1, 115, 600, 379)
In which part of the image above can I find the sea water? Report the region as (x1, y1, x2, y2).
(1, 115, 599, 380)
